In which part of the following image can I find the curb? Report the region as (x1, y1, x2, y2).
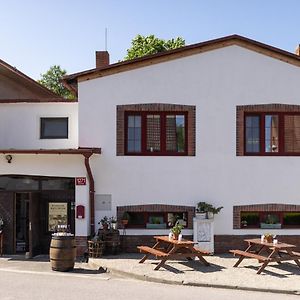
(89, 260, 300, 296)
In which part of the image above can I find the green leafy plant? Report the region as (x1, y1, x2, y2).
(99, 216, 109, 226)
(121, 212, 131, 226)
(38, 65, 75, 99)
(283, 212, 300, 226)
(264, 214, 280, 224)
(124, 35, 185, 60)
(263, 233, 274, 243)
(122, 212, 130, 221)
(241, 212, 260, 227)
(196, 202, 223, 214)
(171, 221, 184, 235)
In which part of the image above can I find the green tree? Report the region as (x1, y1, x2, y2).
(124, 35, 185, 60)
(38, 65, 74, 99)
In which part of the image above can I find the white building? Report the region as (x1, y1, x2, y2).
(0, 58, 98, 256)
(2, 35, 300, 256)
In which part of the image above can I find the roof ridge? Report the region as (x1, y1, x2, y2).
(0, 58, 65, 100)
(63, 34, 300, 93)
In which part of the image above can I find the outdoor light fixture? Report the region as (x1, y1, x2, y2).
(5, 154, 12, 163)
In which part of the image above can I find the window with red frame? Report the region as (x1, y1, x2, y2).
(125, 112, 187, 155)
(245, 112, 300, 155)
(240, 211, 300, 229)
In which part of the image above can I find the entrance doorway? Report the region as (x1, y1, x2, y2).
(15, 192, 41, 257)
(0, 175, 75, 256)
(15, 193, 29, 253)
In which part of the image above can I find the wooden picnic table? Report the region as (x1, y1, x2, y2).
(230, 238, 300, 274)
(137, 235, 210, 271)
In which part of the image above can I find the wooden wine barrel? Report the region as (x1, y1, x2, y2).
(50, 235, 76, 272)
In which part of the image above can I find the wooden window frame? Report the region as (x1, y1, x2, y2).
(40, 117, 69, 139)
(124, 111, 188, 156)
(244, 112, 300, 156)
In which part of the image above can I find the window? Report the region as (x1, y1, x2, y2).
(124, 211, 187, 229)
(125, 112, 187, 155)
(244, 112, 300, 155)
(40, 117, 68, 139)
(240, 211, 300, 229)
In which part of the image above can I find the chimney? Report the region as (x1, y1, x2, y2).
(95, 51, 110, 68)
(295, 45, 300, 56)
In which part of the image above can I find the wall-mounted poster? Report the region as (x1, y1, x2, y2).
(48, 202, 68, 231)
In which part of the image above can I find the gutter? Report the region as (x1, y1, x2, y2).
(83, 153, 96, 235)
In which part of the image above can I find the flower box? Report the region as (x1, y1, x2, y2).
(260, 223, 281, 229)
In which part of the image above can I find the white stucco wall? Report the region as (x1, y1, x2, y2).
(78, 45, 300, 236)
(0, 102, 78, 149)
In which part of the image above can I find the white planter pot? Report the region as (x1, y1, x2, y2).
(260, 223, 281, 229)
(196, 212, 207, 219)
(207, 212, 214, 219)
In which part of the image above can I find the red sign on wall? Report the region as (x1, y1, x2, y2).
(76, 177, 86, 185)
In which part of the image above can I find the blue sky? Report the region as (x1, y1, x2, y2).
(1, 0, 300, 79)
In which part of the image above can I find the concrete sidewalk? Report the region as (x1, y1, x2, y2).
(89, 253, 300, 295)
(0, 255, 110, 279)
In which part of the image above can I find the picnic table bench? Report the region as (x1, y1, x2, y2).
(138, 235, 210, 271)
(230, 249, 268, 263)
(230, 238, 300, 274)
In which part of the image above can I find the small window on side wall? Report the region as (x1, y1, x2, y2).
(40, 117, 68, 139)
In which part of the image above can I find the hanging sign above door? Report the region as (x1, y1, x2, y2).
(76, 177, 86, 185)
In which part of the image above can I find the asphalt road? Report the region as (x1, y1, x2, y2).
(0, 269, 299, 300)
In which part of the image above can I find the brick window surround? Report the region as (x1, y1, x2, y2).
(233, 203, 300, 229)
(117, 103, 196, 156)
(117, 204, 195, 229)
(236, 104, 300, 156)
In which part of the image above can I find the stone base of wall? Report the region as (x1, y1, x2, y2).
(75, 236, 88, 256)
(120, 235, 300, 253)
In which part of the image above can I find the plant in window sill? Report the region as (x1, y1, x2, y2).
(241, 220, 247, 227)
(260, 214, 281, 229)
(121, 212, 130, 226)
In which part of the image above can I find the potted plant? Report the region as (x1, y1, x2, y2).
(99, 216, 109, 230)
(171, 221, 184, 240)
(121, 212, 130, 226)
(196, 202, 223, 219)
(260, 214, 281, 229)
(263, 233, 274, 243)
(109, 216, 117, 230)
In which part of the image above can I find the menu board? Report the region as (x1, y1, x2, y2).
(48, 202, 68, 231)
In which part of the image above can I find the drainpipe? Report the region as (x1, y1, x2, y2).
(83, 153, 95, 235)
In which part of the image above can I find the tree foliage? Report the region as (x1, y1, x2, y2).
(38, 65, 74, 99)
(124, 35, 185, 60)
